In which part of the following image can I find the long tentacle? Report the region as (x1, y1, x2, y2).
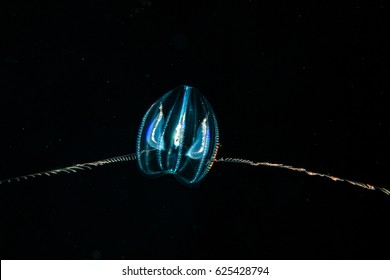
(0, 153, 137, 184)
(215, 157, 389, 195)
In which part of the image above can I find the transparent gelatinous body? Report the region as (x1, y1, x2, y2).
(136, 85, 219, 185)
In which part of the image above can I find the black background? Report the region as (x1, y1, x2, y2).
(1, 0, 389, 259)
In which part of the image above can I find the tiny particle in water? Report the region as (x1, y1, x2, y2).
(91, 250, 101, 259)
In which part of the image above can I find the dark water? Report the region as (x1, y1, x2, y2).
(1, 1, 389, 259)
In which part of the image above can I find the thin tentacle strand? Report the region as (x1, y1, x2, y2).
(215, 157, 389, 195)
(0, 153, 137, 185)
